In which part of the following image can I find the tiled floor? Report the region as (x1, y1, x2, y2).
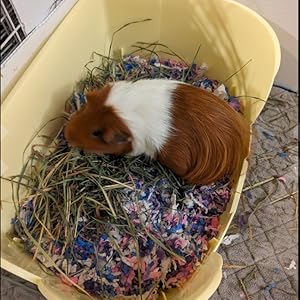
(212, 86, 298, 300)
(1, 86, 298, 299)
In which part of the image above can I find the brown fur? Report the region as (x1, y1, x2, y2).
(157, 84, 250, 185)
(64, 85, 133, 155)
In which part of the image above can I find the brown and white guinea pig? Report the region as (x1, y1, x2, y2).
(64, 79, 250, 185)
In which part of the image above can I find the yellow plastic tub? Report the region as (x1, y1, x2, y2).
(1, 0, 280, 299)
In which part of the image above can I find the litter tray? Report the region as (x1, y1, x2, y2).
(1, 0, 280, 299)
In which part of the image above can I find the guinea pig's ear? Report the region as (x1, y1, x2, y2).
(85, 90, 100, 106)
(102, 128, 132, 145)
(85, 85, 112, 107)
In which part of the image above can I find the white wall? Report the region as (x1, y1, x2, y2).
(11, 0, 57, 34)
(236, 0, 298, 92)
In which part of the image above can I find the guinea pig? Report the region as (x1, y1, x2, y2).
(64, 79, 250, 185)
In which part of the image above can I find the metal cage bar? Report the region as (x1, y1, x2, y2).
(0, 0, 26, 62)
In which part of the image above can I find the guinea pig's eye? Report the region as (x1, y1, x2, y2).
(92, 130, 103, 138)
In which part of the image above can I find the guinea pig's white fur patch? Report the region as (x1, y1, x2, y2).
(106, 79, 178, 157)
